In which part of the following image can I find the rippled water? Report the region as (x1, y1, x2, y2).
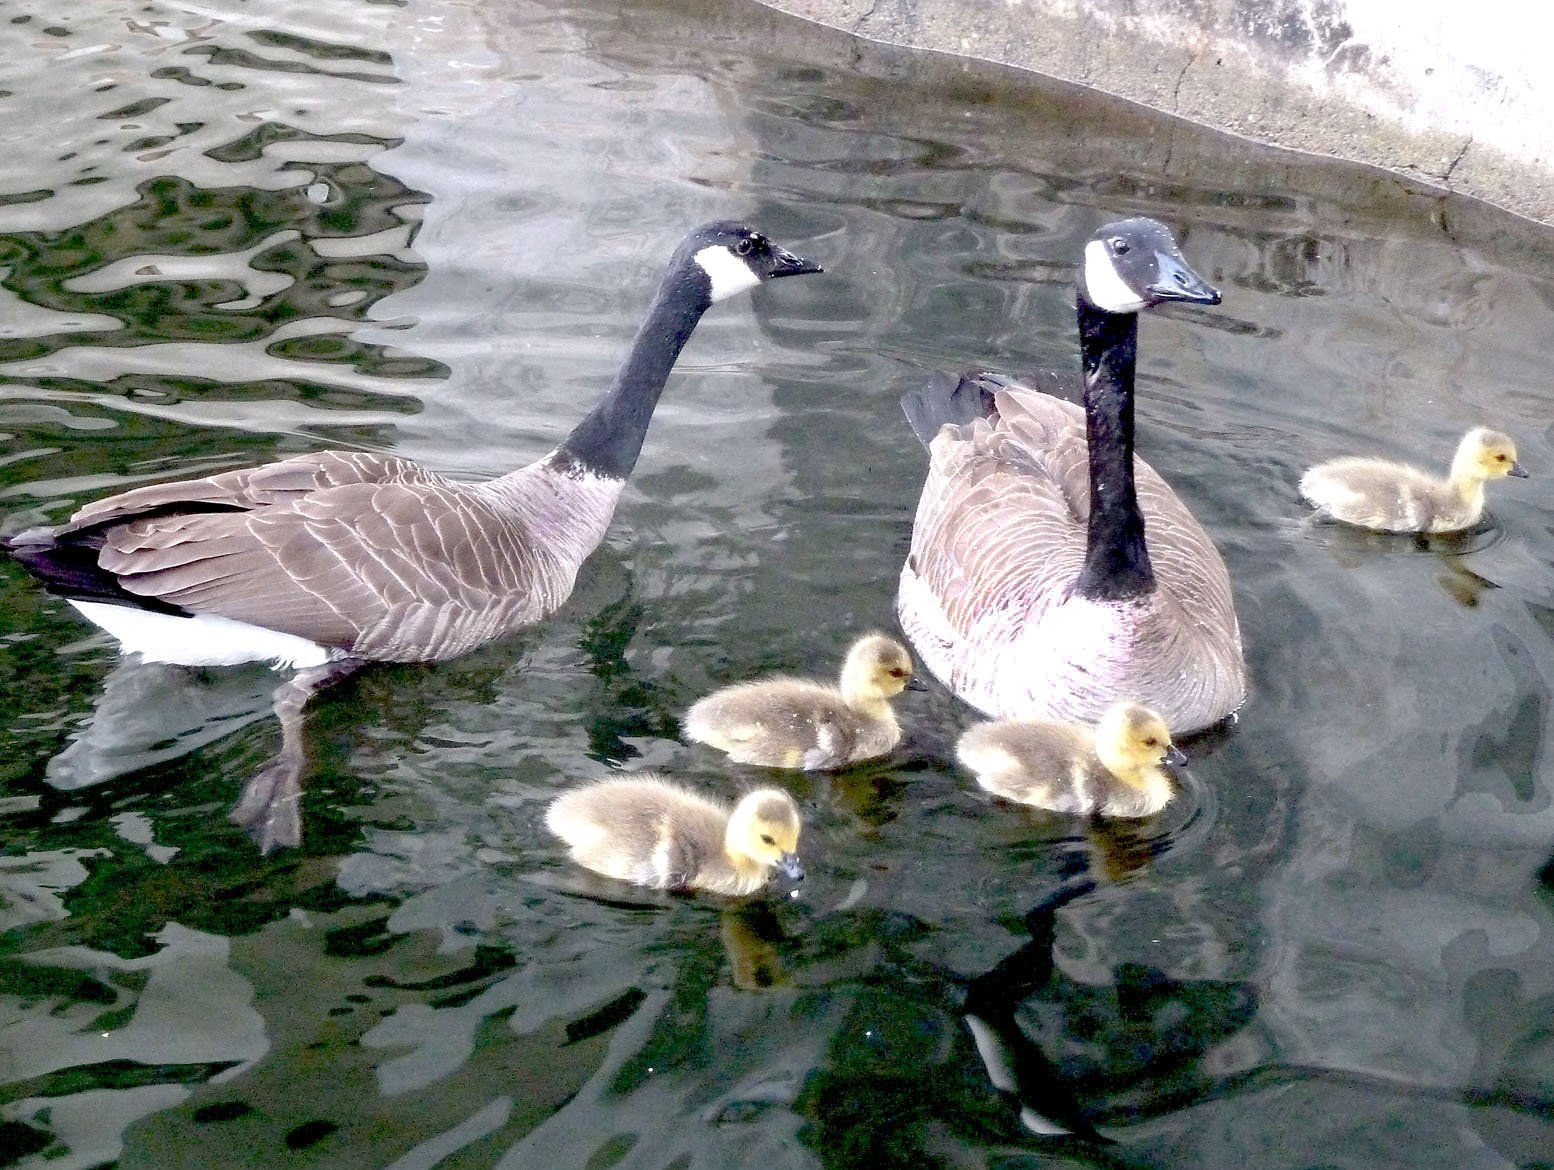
(2, 0, 1552, 1166)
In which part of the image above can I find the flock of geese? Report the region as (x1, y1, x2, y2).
(3, 217, 1528, 889)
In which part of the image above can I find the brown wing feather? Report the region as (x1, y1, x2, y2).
(81, 451, 565, 660)
(922, 384, 1237, 637)
(63, 451, 437, 534)
(909, 390, 1089, 636)
(903, 379, 1244, 730)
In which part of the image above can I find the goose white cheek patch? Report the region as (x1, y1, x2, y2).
(1082, 240, 1147, 313)
(694, 245, 762, 303)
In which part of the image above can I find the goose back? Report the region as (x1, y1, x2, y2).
(899, 382, 1243, 732)
(21, 449, 622, 662)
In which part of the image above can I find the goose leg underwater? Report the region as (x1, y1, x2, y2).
(897, 216, 1246, 734)
(4, 221, 822, 852)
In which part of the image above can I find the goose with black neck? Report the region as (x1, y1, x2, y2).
(5, 220, 822, 850)
(897, 216, 1246, 734)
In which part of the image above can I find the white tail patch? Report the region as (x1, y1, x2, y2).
(69, 601, 335, 669)
(694, 244, 762, 303)
(1082, 240, 1146, 313)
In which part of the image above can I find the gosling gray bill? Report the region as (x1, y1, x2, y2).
(684, 632, 916, 770)
(957, 700, 1185, 818)
(545, 773, 804, 896)
(3, 222, 821, 852)
(897, 217, 1244, 735)
(1299, 426, 1526, 533)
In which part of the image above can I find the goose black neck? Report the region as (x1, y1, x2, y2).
(553, 268, 709, 480)
(1073, 293, 1155, 600)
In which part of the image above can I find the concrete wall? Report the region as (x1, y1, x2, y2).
(759, 0, 1554, 226)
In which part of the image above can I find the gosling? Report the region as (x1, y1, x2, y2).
(545, 773, 804, 896)
(1299, 426, 1526, 534)
(957, 701, 1185, 818)
(683, 632, 916, 770)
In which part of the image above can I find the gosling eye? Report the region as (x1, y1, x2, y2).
(1143, 737, 1159, 747)
(760, 833, 775, 846)
(888, 667, 910, 678)
(1495, 453, 1508, 462)
(1109, 237, 1129, 255)
(734, 237, 755, 256)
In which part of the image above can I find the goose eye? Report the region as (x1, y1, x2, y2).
(1495, 453, 1508, 461)
(1143, 737, 1159, 747)
(760, 833, 775, 846)
(1109, 237, 1129, 255)
(734, 237, 754, 256)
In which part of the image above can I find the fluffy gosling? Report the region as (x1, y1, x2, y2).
(957, 701, 1185, 818)
(545, 773, 803, 896)
(684, 632, 916, 770)
(1299, 426, 1526, 533)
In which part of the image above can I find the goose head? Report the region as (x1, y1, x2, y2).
(1078, 217, 1221, 314)
(838, 632, 918, 702)
(680, 220, 823, 306)
(725, 788, 805, 881)
(1453, 426, 1527, 483)
(1092, 701, 1185, 781)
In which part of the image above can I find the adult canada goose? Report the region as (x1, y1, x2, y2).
(683, 632, 917, 770)
(957, 700, 1185, 818)
(545, 773, 804, 895)
(1299, 426, 1526, 533)
(5, 221, 821, 850)
(897, 216, 1244, 734)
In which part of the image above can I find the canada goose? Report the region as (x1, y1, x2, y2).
(5, 221, 821, 850)
(1298, 426, 1526, 533)
(545, 772, 804, 895)
(957, 700, 1185, 818)
(897, 216, 1244, 734)
(683, 632, 916, 770)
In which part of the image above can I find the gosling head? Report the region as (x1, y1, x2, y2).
(1078, 216, 1221, 315)
(679, 220, 823, 306)
(1093, 701, 1185, 782)
(725, 788, 805, 882)
(838, 633, 917, 702)
(1453, 427, 1526, 484)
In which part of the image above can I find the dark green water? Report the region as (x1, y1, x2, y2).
(1, 1, 1552, 1167)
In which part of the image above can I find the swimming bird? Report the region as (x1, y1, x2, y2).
(5, 221, 822, 850)
(957, 700, 1185, 818)
(897, 216, 1244, 734)
(683, 632, 917, 769)
(545, 772, 804, 895)
(1298, 425, 1526, 533)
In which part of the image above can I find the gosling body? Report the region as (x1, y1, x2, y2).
(957, 701, 1183, 818)
(1299, 426, 1526, 533)
(545, 773, 803, 896)
(684, 633, 915, 770)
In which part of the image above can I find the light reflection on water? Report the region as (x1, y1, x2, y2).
(1, 0, 1552, 1166)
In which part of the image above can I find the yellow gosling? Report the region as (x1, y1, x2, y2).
(684, 632, 915, 770)
(957, 701, 1183, 818)
(1299, 426, 1526, 533)
(545, 772, 803, 896)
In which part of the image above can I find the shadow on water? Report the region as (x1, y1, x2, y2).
(1, 0, 1554, 1167)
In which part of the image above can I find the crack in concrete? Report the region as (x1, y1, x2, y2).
(1442, 135, 1473, 182)
(1171, 49, 1197, 111)
(1162, 50, 1198, 173)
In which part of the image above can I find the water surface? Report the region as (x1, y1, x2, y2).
(1, 0, 1552, 1167)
